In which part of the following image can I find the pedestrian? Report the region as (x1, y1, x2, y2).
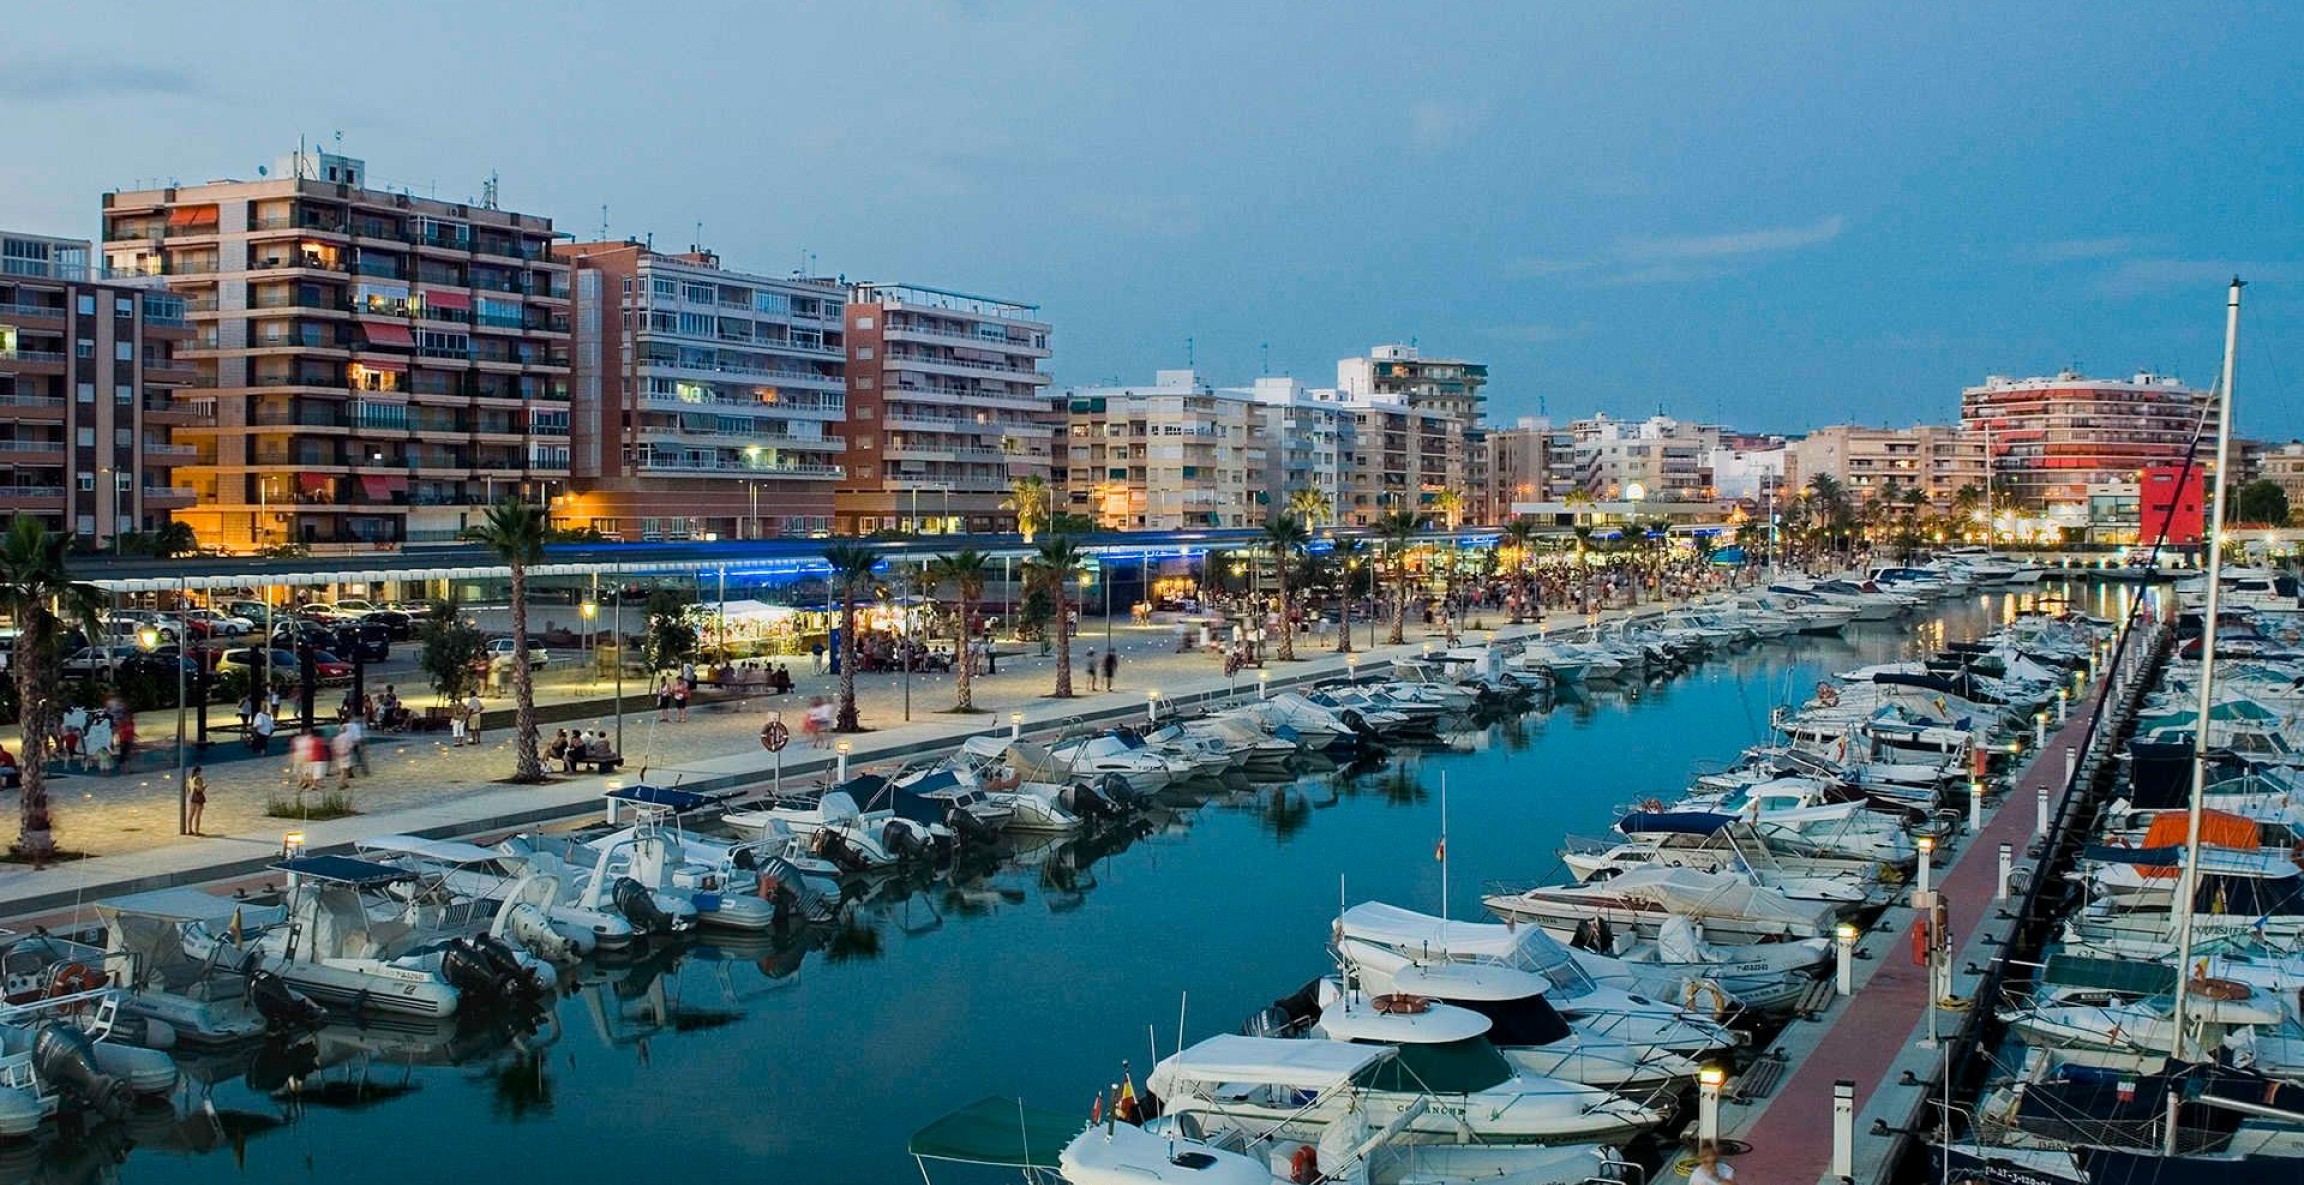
(251, 707, 276, 755)
(1102, 647, 1119, 691)
(186, 766, 208, 834)
(1083, 647, 1100, 691)
(1690, 1144, 1735, 1185)
(809, 641, 825, 675)
(656, 678, 673, 722)
(236, 694, 254, 734)
(295, 729, 327, 792)
(464, 691, 485, 746)
(341, 716, 368, 776)
(674, 677, 691, 722)
(450, 698, 470, 746)
(330, 726, 357, 789)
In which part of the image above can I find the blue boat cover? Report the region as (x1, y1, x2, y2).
(268, 855, 415, 885)
(1618, 811, 1737, 836)
(605, 784, 730, 813)
(2079, 844, 2187, 867)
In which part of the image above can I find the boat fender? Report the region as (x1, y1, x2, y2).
(1910, 917, 1931, 967)
(2190, 977, 2250, 1002)
(1289, 1144, 1320, 1184)
(1370, 993, 1431, 1015)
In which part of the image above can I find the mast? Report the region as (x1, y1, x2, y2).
(2166, 277, 2243, 1103)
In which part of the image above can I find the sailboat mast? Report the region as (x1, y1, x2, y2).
(2166, 276, 2244, 1080)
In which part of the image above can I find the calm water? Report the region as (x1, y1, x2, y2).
(73, 590, 2106, 1185)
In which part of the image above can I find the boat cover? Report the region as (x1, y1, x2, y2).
(96, 887, 251, 922)
(357, 834, 502, 866)
(1319, 999, 1492, 1044)
(907, 1096, 1081, 1168)
(1155, 1034, 1386, 1088)
(1618, 811, 1737, 836)
(1341, 902, 1525, 959)
(268, 855, 414, 885)
(2041, 955, 2177, 996)
(605, 784, 730, 813)
(1596, 867, 1839, 931)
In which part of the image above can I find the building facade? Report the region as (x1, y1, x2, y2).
(1569, 414, 1722, 503)
(1234, 376, 1347, 523)
(2256, 442, 2304, 512)
(0, 230, 198, 544)
(837, 284, 1051, 535)
(102, 151, 573, 551)
(1959, 371, 2213, 514)
(1483, 418, 1580, 524)
(1783, 423, 1984, 513)
(1334, 344, 1487, 526)
(1056, 370, 1261, 530)
(557, 241, 846, 540)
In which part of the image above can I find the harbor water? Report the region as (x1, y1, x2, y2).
(74, 591, 2101, 1185)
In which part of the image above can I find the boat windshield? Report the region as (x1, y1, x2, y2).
(1452, 993, 1573, 1047)
(1350, 1037, 1513, 1094)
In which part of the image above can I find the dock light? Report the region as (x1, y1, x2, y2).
(1009, 710, 1024, 740)
(2006, 739, 2022, 756)
(1915, 835, 1936, 898)
(1969, 779, 1984, 833)
(137, 627, 160, 651)
(836, 740, 852, 781)
(581, 601, 597, 619)
(2033, 712, 2047, 749)
(2057, 687, 2069, 723)
(1697, 1065, 1726, 1144)
(1997, 841, 2015, 901)
(1835, 922, 1859, 996)
(1346, 653, 1361, 676)
(1258, 670, 1271, 699)
(1421, 642, 1433, 657)
(1147, 689, 1163, 724)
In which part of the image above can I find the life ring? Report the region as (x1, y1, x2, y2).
(1683, 979, 1732, 1020)
(1640, 797, 1666, 813)
(1371, 993, 1432, 1015)
(45, 962, 103, 1002)
(1815, 682, 1840, 707)
(1289, 1144, 1321, 1185)
(2189, 976, 2250, 1002)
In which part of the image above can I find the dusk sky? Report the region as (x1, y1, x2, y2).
(7, 2, 2299, 435)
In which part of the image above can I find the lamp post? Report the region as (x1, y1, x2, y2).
(1009, 710, 1023, 741)
(580, 599, 597, 681)
(1696, 1065, 1725, 1145)
(744, 445, 763, 540)
(835, 739, 851, 781)
(612, 570, 625, 755)
(1146, 689, 1161, 724)
(1257, 670, 1271, 699)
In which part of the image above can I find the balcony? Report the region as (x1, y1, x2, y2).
(0, 439, 65, 457)
(0, 485, 66, 503)
(0, 301, 68, 322)
(140, 441, 199, 459)
(0, 349, 67, 364)
(634, 455, 844, 479)
(0, 392, 66, 409)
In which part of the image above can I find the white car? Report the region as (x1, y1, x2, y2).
(487, 638, 550, 669)
(329, 599, 381, 616)
(183, 608, 255, 636)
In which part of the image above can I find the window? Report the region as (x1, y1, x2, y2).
(77, 339, 95, 358)
(684, 283, 714, 305)
(117, 341, 133, 361)
(116, 384, 133, 403)
(677, 312, 714, 337)
(115, 428, 133, 447)
(753, 291, 788, 314)
(853, 315, 873, 329)
(78, 475, 96, 491)
(76, 428, 94, 447)
(77, 383, 95, 403)
(115, 296, 133, 318)
(77, 294, 96, 316)
(116, 471, 132, 490)
(856, 377, 874, 389)
(853, 346, 873, 360)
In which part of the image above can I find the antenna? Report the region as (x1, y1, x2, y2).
(694, 221, 703, 252)
(1260, 342, 1270, 376)
(482, 172, 500, 210)
(1185, 335, 1195, 368)
(599, 204, 609, 241)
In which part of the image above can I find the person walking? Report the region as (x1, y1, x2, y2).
(464, 691, 485, 747)
(450, 698, 470, 746)
(341, 716, 368, 776)
(235, 694, 254, 735)
(1083, 647, 1100, 692)
(250, 706, 276, 755)
(673, 677, 691, 722)
(186, 766, 208, 835)
(330, 726, 357, 790)
(1102, 647, 1119, 692)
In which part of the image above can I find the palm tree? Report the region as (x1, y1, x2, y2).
(822, 541, 881, 731)
(1331, 537, 1369, 654)
(926, 549, 991, 712)
(468, 498, 548, 782)
(1024, 535, 1086, 697)
(1501, 518, 1541, 622)
(1430, 488, 1466, 530)
(0, 518, 105, 862)
(1003, 475, 1051, 543)
(1374, 509, 1424, 645)
(1261, 513, 1312, 661)
(1286, 487, 1333, 529)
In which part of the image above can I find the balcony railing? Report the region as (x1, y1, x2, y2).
(0, 350, 66, 363)
(0, 392, 66, 408)
(0, 440, 66, 454)
(0, 302, 67, 320)
(0, 485, 66, 498)
(634, 456, 845, 478)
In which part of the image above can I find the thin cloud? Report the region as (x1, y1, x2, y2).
(1618, 215, 1846, 262)
(1506, 216, 1845, 287)
(2029, 237, 2142, 263)
(1501, 258, 1595, 280)
(0, 57, 201, 101)
(2096, 258, 2301, 298)
(1484, 322, 1592, 344)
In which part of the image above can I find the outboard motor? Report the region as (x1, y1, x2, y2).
(1098, 773, 1144, 812)
(467, 934, 547, 1002)
(882, 818, 933, 862)
(437, 940, 500, 1001)
(943, 806, 999, 845)
(611, 876, 676, 935)
(32, 1022, 130, 1118)
(810, 828, 872, 873)
(1058, 782, 1110, 823)
(1340, 709, 1380, 742)
(1240, 979, 1323, 1037)
(247, 970, 328, 1032)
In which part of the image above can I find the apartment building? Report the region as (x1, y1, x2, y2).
(1233, 376, 1347, 523)
(1707, 434, 1789, 502)
(1483, 417, 1580, 524)
(1334, 344, 1487, 525)
(101, 150, 573, 551)
(838, 284, 1051, 535)
(1569, 414, 1722, 502)
(1057, 370, 1261, 530)
(558, 241, 846, 540)
(0, 230, 198, 543)
(2256, 442, 2304, 511)
(1959, 371, 2213, 513)
(1784, 423, 1984, 512)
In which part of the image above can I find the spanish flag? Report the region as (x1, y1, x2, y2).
(229, 908, 244, 947)
(1434, 836, 1446, 863)
(1117, 1074, 1141, 1125)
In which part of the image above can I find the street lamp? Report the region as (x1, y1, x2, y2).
(580, 600, 597, 670)
(744, 446, 763, 540)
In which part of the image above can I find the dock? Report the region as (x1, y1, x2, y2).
(1719, 616, 2168, 1185)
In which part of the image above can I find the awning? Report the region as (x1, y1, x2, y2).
(296, 472, 333, 494)
(421, 289, 471, 311)
(351, 356, 408, 374)
(359, 475, 407, 498)
(167, 206, 219, 228)
(361, 322, 416, 348)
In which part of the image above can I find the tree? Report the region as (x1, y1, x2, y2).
(926, 549, 992, 712)
(416, 601, 487, 702)
(1003, 476, 1051, 543)
(1430, 488, 1466, 530)
(468, 498, 548, 782)
(2233, 479, 2291, 528)
(1331, 537, 1370, 654)
(1286, 487, 1333, 529)
(1374, 510, 1425, 645)
(642, 590, 698, 673)
(1502, 517, 1542, 622)
(0, 518, 106, 863)
(1261, 513, 1313, 661)
(822, 541, 881, 732)
(113, 520, 199, 559)
(1024, 535, 1086, 697)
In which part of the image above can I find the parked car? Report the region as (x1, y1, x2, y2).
(330, 622, 391, 663)
(363, 609, 415, 640)
(60, 646, 138, 678)
(103, 614, 180, 645)
(329, 599, 381, 617)
(271, 620, 338, 647)
(214, 647, 300, 681)
(486, 638, 550, 670)
(181, 608, 255, 636)
(220, 600, 278, 623)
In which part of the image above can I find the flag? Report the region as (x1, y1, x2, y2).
(1117, 1074, 1141, 1125)
(2116, 1080, 2136, 1105)
(1434, 836, 1446, 863)
(1089, 1091, 1103, 1124)
(229, 908, 244, 946)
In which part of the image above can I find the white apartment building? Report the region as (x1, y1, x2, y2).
(1570, 414, 1722, 502)
(1707, 438, 1788, 502)
(1058, 369, 1261, 530)
(1231, 376, 1347, 523)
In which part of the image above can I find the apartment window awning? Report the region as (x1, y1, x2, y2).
(359, 475, 408, 498)
(421, 289, 471, 311)
(352, 356, 408, 374)
(361, 322, 416, 349)
(296, 472, 333, 494)
(166, 206, 219, 228)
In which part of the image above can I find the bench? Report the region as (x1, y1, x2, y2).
(567, 754, 623, 774)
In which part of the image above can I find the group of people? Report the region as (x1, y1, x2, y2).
(57, 698, 139, 773)
(545, 728, 619, 772)
(1078, 646, 1122, 692)
(288, 718, 368, 792)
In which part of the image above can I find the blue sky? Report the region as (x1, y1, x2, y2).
(6, 2, 2299, 435)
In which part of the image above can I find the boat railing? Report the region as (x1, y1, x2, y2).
(1560, 833, 1620, 857)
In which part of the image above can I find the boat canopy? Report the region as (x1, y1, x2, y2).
(95, 887, 250, 922)
(1320, 999, 1492, 1044)
(2042, 955, 2178, 997)
(1350, 1036, 1515, 1094)
(268, 855, 415, 886)
(1384, 960, 1554, 1003)
(605, 784, 731, 813)
(1157, 1034, 1389, 1089)
(907, 1096, 1081, 1169)
(1618, 811, 1737, 836)
(1605, 867, 1840, 929)
(357, 834, 504, 867)
(1341, 902, 1526, 960)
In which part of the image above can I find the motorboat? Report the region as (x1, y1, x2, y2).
(1048, 731, 1197, 791)
(88, 889, 325, 1045)
(1483, 866, 1845, 945)
(355, 833, 628, 956)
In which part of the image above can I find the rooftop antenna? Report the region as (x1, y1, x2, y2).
(481, 171, 500, 210)
(599, 204, 609, 241)
(694, 221, 704, 252)
(1260, 342, 1270, 376)
(1185, 335, 1195, 368)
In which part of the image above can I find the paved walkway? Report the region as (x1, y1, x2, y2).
(1723, 685, 2107, 1185)
(0, 602, 1620, 921)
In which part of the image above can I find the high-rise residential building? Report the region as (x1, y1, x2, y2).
(1232, 376, 1347, 524)
(1333, 344, 1487, 525)
(1706, 433, 1789, 503)
(2255, 441, 2304, 511)
(557, 241, 846, 541)
(1056, 370, 1261, 530)
(1959, 371, 2213, 513)
(1483, 418, 1580, 524)
(0, 229, 198, 543)
(1569, 414, 1722, 502)
(1784, 423, 1985, 513)
(101, 150, 573, 551)
(837, 284, 1051, 535)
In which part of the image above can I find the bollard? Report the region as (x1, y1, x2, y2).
(1836, 922, 1858, 996)
(1915, 835, 1935, 901)
(2034, 713, 2047, 750)
(1969, 780, 1983, 834)
(1697, 1065, 1724, 1144)
(2064, 744, 2076, 786)
(1997, 842, 2014, 900)
(1147, 690, 1162, 725)
(835, 740, 851, 781)
(1257, 670, 1271, 700)
(2058, 688, 2069, 723)
(1832, 1080, 1856, 1182)
(2036, 784, 2049, 835)
(1010, 711, 1023, 741)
